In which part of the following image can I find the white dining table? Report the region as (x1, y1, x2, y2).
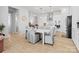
(35, 28, 50, 45)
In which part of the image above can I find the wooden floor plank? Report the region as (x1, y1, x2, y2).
(3, 32, 78, 53)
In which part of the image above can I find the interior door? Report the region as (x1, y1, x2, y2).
(8, 13, 11, 33)
(66, 16, 72, 38)
(8, 7, 18, 33)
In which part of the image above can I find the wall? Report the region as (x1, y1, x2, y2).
(37, 11, 68, 33)
(10, 6, 39, 34)
(53, 14, 66, 33)
(29, 11, 38, 25)
(0, 6, 8, 36)
(8, 7, 18, 33)
(12, 7, 71, 34)
(38, 14, 48, 27)
(10, 13, 16, 33)
(71, 6, 79, 50)
(11, 6, 29, 34)
(10, 7, 71, 35)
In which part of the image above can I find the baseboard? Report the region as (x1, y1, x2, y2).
(71, 39, 79, 52)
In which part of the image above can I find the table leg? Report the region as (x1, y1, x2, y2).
(42, 32, 44, 45)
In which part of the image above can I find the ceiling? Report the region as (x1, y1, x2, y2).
(22, 6, 71, 14)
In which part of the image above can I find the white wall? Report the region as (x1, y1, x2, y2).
(0, 6, 8, 35)
(38, 14, 48, 27)
(10, 6, 40, 34)
(11, 6, 29, 34)
(10, 13, 17, 33)
(18, 8, 29, 33)
(29, 11, 38, 25)
(71, 6, 79, 50)
(53, 15, 66, 33)
(37, 11, 69, 33)
(10, 7, 71, 35)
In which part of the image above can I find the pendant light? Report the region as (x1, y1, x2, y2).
(48, 6, 53, 21)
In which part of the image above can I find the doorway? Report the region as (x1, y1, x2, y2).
(8, 7, 18, 33)
(66, 16, 72, 38)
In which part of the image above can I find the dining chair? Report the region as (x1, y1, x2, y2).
(25, 26, 30, 39)
(44, 27, 55, 45)
(27, 28, 39, 44)
(27, 29, 30, 41)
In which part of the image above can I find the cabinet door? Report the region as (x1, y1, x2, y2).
(0, 39, 3, 52)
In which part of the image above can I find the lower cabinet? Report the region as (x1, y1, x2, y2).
(0, 39, 3, 52)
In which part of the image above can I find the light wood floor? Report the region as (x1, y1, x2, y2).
(3, 32, 78, 53)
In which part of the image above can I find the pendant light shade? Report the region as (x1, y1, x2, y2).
(47, 6, 53, 21)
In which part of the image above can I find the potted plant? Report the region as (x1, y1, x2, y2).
(0, 24, 5, 52)
(0, 24, 5, 36)
(0, 24, 5, 33)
